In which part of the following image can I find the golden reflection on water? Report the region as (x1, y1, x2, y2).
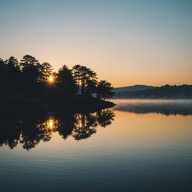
(37, 117, 58, 132)
(1, 103, 192, 152)
(107, 110, 192, 150)
(0, 109, 115, 150)
(39, 110, 192, 155)
(47, 118, 58, 131)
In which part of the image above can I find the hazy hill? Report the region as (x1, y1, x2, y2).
(114, 85, 155, 93)
(114, 85, 192, 99)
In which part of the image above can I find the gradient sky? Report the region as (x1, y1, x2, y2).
(0, 0, 192, 87)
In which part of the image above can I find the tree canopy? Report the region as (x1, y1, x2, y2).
(0, 55, 114, 101)
(96, 80, 114, 100)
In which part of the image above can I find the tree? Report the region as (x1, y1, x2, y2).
(20, 55, 39, 67)
(6, 56, 22, 92)
(0, 54, 115, 103)
(72, 65, 97, 95)
(19, 55, 43, 96)
(96, 80, 114, 100)
(0, 58, 6, 79)
(0, 58, 7, 91)
(0, 57, 22, 95)
(39, 62, 53, 84)
(57, 65, 78, 95)
(7, 56, 20, 70)
(85, 79, 97, 95)
(20, 55, 41, 84)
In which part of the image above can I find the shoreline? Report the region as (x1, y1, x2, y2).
(0, 95, 115, 113)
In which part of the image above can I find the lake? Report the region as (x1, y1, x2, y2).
(0, 99, 192, 192)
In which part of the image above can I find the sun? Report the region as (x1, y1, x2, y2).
(48, 75, 54, 84)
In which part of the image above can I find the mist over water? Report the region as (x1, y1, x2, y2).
(113, 99, 192, 115)
(0, 100, 192, 192)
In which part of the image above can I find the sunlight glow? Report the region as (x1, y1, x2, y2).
(45, 118, 58, 132)
(48, 76, 54, 84)
(49, 119, 54, 129)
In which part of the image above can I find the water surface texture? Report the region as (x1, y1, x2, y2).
(0, 100, 192, 192)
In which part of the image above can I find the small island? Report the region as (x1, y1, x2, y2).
(0, 55, 115, 112)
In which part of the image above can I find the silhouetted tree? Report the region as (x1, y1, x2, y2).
(7, 56, 20, 70)
(57, 65, 78, 95)
(39, 62, 53, 84)
(0, 59, 7, 91)
(73, 65, 97, 95)
(20, 55, 42, 95)
(96, 80, 114, 100)
(20, 55, 39, 67)
(85, 79, 97, 95)
(0, 58, 4, 67)
(6, 57, 22, 92)
(20, 55, 41, 81)
(0, 54, 115, 106)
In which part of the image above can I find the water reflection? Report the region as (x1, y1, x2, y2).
(113, 99, 192, 115)
(0, 109, 114, 150)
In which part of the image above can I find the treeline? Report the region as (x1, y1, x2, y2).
(0, 55, 114, 102)
(115, 85, 192, 99)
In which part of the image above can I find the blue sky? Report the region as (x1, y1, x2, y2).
(0, 0, 192, 86)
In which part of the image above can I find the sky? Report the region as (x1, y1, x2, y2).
(0, 0, 192, 87)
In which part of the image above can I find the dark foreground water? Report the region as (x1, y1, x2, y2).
(0, 100, 192, 192)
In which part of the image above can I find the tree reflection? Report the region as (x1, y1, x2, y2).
(57, 112, 77, 140)
(72, 113, 97, 140)
(0, 109, 114, 150)
(97, 110, 114, 127)
(0, 114, 21, 149)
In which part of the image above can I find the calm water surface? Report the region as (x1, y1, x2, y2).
(0, 100, 192, 192)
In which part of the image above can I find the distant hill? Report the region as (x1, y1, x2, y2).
(114, 85, 192, 99)
(114, 85, 155, 94)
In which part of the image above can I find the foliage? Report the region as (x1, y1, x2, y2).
(72, 65, 97, 95)
(96, 80, 114, 100)
(0, 55, 114, 100)
(57, 65, 78, 95)
(39, 62, 53, 84)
